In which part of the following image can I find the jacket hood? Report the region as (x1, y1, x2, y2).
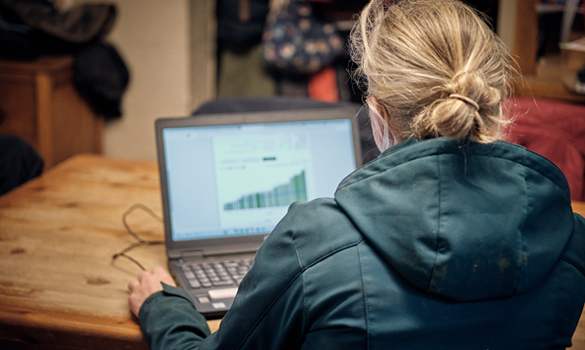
(335, 138, 575, 302)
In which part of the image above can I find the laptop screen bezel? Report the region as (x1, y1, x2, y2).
(155, 108, 363, 259)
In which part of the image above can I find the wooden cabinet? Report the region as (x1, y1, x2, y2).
(512, 0, 585, 103)
(0, 56, 103, 169)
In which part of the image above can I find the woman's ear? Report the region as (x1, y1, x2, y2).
(368, 97, 395, 151)
(369, 97, 406, 144)
(368, 96, 406, 151)
(368, 97, 392, 125)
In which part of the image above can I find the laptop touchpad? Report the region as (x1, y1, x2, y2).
(209, 287, 238, 300)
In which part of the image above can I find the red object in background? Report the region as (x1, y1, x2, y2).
(308, 67, 340, 102)
(504, 98, 585, 201)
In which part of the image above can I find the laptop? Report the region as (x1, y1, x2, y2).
(155, 108, 362, 318)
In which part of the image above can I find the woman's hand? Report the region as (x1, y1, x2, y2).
(128, 266, 176, 317)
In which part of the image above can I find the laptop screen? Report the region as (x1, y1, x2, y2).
(161, 118, 357, 242)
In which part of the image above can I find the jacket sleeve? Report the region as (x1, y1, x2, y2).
(197, 204, 308, 350)
(138, 283, 212, 349)
(138, 201, 314, 350)
(137, 198, 360, 350)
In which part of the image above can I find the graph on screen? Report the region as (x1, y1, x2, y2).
(223, 170, 307, 211)
(212, 130, 315, 232)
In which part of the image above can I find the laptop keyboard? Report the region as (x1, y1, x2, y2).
(180, 259, 253, 290)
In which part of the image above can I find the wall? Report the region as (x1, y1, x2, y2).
(69, 0, 196, 161)
(103, 0, 192, 161)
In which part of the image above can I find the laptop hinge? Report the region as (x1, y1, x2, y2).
(179, 243, 261, 260)
(180, 250, 204, 259)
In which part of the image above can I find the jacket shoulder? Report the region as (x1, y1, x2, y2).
(277, 198, 364, 269)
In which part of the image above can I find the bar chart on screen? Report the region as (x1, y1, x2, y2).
(212, 131, 316, 232)
(223, 170, 308, 211)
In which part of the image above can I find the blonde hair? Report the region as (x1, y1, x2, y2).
(350, 0, 513, 143)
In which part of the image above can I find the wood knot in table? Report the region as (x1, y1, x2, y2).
(30, 185, 47, 193)
(0, 281, 38, 297)
(86, 276, 111, 285)
(61, 202, 80, 208)
(10, 248, 26, 255)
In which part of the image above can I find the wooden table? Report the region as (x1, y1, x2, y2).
(0, 155, 583, 349)
(0, 155, 219, 349)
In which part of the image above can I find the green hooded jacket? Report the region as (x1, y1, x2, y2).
(139, 138, 585, 349)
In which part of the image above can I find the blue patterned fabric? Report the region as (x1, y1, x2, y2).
(262, 1, 344, 74)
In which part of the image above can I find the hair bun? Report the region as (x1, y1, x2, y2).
(447, 71, 502, 112)
(415, 71, 503, 142)
(449, 94, 479, 111)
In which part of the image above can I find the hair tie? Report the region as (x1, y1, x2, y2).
(449, 94, 479, 111)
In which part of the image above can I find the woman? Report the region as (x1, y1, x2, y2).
(129, 1, 585, 348)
